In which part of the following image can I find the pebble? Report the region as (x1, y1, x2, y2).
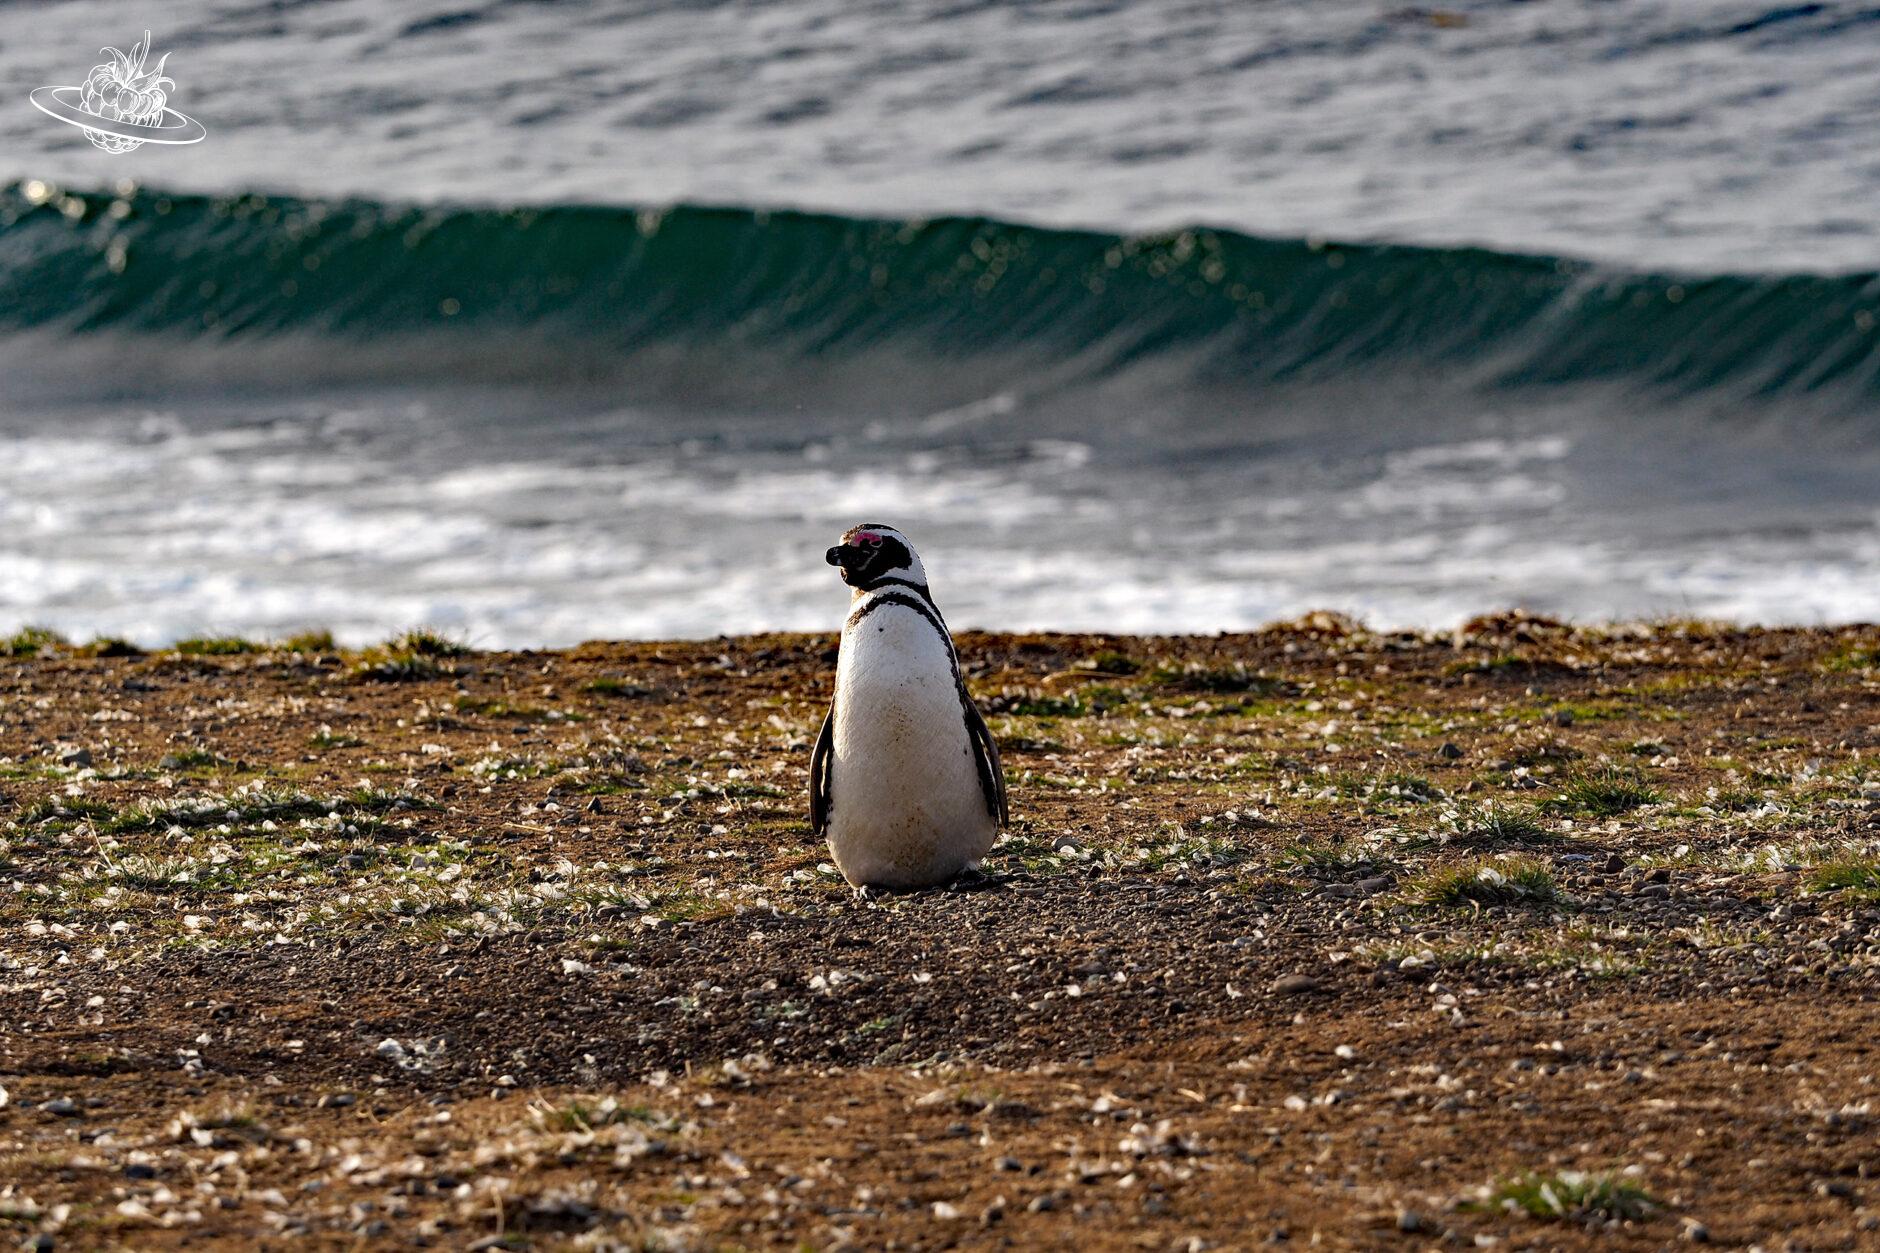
(124, 1163, 157, 1180)
(1397, 1209, 1425, 1233)
(1272, 974, 1322, 995)
(1437, 742, 1464, 760)
(1682, 1219, 1711, 1243)
(42, 1097, 80, 1118)
(57, 746, 91, 767)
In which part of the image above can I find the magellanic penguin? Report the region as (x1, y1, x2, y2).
(811, 524, 1008, 889)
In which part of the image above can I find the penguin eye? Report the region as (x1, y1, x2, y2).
(865, 536, 883, 548)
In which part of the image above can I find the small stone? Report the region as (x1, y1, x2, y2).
(996, 1156, 1024, 1172)
(1603, 853, 1627, 874)
(1682, 1219, 1711, 1243)
(1354, 875, 1393, 895)
(1636, 883, 1670, 899)
(1026, 1193, 1060, 1214)
(1552, 709, 1575, 727)
(1051, 835, 1081, 853)
(1397, 1209, 1424, 1233)
(42, 1097, 80, 1118)
(57, 747, 91, 768)
(1437, 742, 1463, 760)
(1272, 974, 1322, 995)
(124, 1163, 157, 1180)
(23, 1235, 54, 1253)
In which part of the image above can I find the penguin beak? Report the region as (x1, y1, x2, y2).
(825, 545, 845, 567)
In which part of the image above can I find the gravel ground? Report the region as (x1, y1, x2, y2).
(1, 616, 1877, 1248)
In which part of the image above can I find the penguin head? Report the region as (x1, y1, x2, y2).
(826, 523, 927, 591)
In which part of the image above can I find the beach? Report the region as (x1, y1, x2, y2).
(2, 617, 1877, 1246)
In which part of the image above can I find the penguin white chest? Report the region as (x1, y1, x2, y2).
(827, 602, 996, 888)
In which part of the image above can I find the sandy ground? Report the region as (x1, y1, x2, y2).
(1, 615, 1878, 1249)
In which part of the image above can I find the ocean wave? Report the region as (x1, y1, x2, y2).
(2, 181, 1878, 410)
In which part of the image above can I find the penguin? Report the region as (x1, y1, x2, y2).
(810, 524, 1009, 889)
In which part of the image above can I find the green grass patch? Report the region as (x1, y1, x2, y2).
(158, 747, 226, 772)
(1275, 838, 1377, 876)
(1542, 768, 1663, 818)
(96, 785, 428, 835)
(279, 629, 337, 653)
(72, 636, 143, 658)
(350, 629, 470, 681)
(172, 636, 264, 656)
(1455, 805, 1553, 849)
(582, 675, 654, 697)
(2, 625, 67, 657)
(1413, 857, 1559, 908)
(528, 1096, 659, 1132)
(353, 650, 445, 682)
(1810, 853, 1880, 897)
(1821, 643, 1877, 674)
(1475, 1170, 1656, 1222)
(386, 628, 469, 657)
(11, 795, 119, 828)
(1706, 786, 1765, 813)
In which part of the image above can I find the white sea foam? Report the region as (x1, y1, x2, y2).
(0, 401, 1876, 646)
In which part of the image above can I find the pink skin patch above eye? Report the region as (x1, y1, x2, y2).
(853, 531, 883, 546)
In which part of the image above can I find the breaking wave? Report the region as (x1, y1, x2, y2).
(3, 181, 1878, 411)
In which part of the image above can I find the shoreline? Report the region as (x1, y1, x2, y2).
(1, 618, 1876, 1247)
(4, 610, 1877, 660)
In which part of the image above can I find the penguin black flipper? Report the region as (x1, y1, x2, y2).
(810, 699, 836, 835)
(959, 683, 1009, 826)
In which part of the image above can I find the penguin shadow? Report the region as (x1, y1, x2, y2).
(853, 866, 1028, 898)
